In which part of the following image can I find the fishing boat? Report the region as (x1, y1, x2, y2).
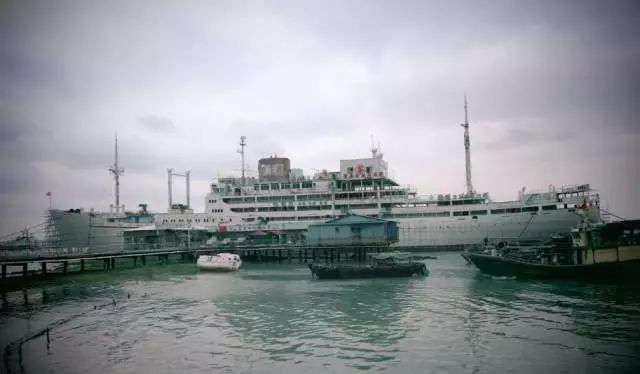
(308, 252, 428, 279)
(465, 215, 640, 279)
(197, 253, 242, 272)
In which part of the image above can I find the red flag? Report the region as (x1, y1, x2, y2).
(46, 192, 52, 197)
(579, 200, 587, 209)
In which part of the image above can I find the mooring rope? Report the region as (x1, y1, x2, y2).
(2, 298, 121, 374)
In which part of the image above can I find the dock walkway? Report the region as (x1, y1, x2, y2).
(1, 244, 421, 281)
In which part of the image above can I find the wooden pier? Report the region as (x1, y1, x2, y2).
(0, 244, 398, 283)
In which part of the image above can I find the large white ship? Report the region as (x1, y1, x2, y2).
(155, 102, 601, 248)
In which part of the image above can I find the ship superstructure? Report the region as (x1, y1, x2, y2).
(155, 104, 601, 247)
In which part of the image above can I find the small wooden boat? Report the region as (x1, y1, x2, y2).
(308, 252, 428, 279)
(465, 218, 640, 280)
(197, 253, 242, 272)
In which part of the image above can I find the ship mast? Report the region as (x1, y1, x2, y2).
(109, 135, 124, 213)
(461, 96, 474, 195)
(238, 136, 247, 186)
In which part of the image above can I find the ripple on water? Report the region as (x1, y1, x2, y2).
(3, 255, 640, 373)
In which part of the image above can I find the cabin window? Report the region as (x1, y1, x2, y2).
(522, 206, 539, 212)
(470, 210, 487, 215)
(542, 205, 557, 211)
(491, 209, 506, 214)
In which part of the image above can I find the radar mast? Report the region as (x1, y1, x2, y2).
(461, 96, 474, 195)
(238, 136, 247, 186)
(109, 135, 124, 213)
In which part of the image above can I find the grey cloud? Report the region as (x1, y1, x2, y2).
(0, 0, 638, 234)
(138, 115, 175, 132)
(483, 128, 576, 151)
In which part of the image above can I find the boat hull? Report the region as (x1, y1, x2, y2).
(467, 253, 640, 280)
(197, 254, 242, 272)
(308, 263, 427, 279)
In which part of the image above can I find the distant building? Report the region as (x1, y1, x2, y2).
(307, 214, 399, 247)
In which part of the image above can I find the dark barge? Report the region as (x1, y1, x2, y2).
(308, 252, 428, 279)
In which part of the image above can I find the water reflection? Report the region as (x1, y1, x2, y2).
(464, 275, 640, 370)
(2, 255, 639, 373)
(214, 267, 424, 370)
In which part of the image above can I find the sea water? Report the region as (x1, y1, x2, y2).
(1, 252, 639, 373)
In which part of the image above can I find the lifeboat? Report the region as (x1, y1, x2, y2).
(197, 253, 242, 272)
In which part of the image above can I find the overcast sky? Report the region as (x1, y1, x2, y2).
(1, 0, 638, 235)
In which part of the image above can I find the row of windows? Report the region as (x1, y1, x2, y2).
(254, 182, 315, 191)
(211, 209, 223, 213)
(224, 194, 332, 204)
(387, 212, 451, 218)
(207, 199, 218, 203)
(162, 218, 212, 223)
(251, 215, 333, 222)
(227, 205, 554, 216)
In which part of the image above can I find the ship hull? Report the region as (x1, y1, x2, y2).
(48, 209, 152, 253)
(392, 209, 582, 247)
(467, 253, 640, 280)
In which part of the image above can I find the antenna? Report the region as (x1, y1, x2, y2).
(238, 136, 247, 186)
(371, 134, 377, 157)
(460, 95, 474, 195)
(108, 134, 124, 213)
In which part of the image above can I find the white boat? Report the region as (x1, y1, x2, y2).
(197, 253, 242, 272)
